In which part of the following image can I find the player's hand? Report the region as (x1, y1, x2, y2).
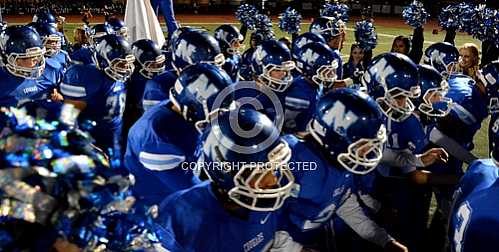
(384, 240, 408, 252)
(420, 148, 448, 166)
(50, 89, 64, 101)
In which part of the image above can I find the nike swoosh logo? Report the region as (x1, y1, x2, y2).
(260, 213, 271, 225)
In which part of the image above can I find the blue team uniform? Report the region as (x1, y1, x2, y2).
(450, 159, 499, 217)
(282, 76, 321, 134)
(377, 115, 428, 176)
(282, 135, 392, 249)
(283, 135, 354, 232)
(240, 48, 255, 81)
(449, 179, 499, 252)
(124, 100, 201, 205)
(444, 74, 488, 146)
(234, 81, 285, 123)
(38, 56, 64, 94)
(69, 45, 94, 65)
(142, 70, 177, 111)
(155, 181, 284, 252)
(222, 53, 242, 83)
(0, 67, 47, 107)
(375, 115, 430, 251)
(333, 49, 343, 79)
(60, 64, 126, 157)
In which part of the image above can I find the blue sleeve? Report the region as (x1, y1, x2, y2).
(60, 66, 99, 101)
(143, 79, 168, 111)
(138, 137, 200, 188)
(156, 194, 192, 252)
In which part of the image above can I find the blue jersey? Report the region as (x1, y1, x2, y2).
(69, 45, 94, 65)
(53, 50, 70, 70)
(60, 64, 126, 152)
(450, 179, 499, 252)
(127, 71, 149, 113)
(377, 115, 427, 176)
(142, 70, 177, 111)
(451, 159, 499, 215)
(240, 48, 255, 81)
(156, 181, 282, 252)
(282, 135, 355, 231)
(282, 76, 321, 134)
(234, 81, 285, 123)
(38, 57, 64, 94)
(445, 74, 488, 145)
(0, 67, 47, 107)
(124, 100, 201, 205)
(223, 53, 242, 83)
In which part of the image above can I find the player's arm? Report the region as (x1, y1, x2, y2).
(336, 193, 408, 252)
(380, 147, 448, 168)
(429, 127, 477, 164)
(59, 66, 94, 112)
(138, 142, 200, 188)
(142, 79, 166, 111)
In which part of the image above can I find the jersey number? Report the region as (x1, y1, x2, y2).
(453, 202, 472, 252)
(104, 92, 126, 120)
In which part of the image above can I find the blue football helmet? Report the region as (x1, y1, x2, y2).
(88, 23, 114, 47)
(296, 42, 339, 88)
(478, 61, 499, 114)
(31, 22, 61, 57)
(169, 63, 234, 126)
(423, 42, 459, 77)
(107, 17, 128, 39)
(32, 11, 56, 27)
(416, 64, 453, 117)
(362, 52, 421, 122)
(200, 108, 294, 211)
(251, 40, 296, 92)
(0, 25, 46, 79)
(214, 24, 244, 55)
(309, 16, 343, 42)
(93, 34, 135, 82)
(308, 88, 387, 175)
(171, 29, 225, 72)
(131, 39, 165, 79)
(291, 32, 326, 61)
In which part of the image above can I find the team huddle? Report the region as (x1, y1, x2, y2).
(0, 3, 498, 252)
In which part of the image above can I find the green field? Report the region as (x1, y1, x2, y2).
(53, 21, 489, 159)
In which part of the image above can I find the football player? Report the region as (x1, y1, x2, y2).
(214, 24, 244, 83)
(125, 63, 233, 205)
(285, 41, 338, 136)
(107, 17, 128, 40)
(60, 34, 134, 166)
(156, 108, 300, 252)
(290, 32, 326, 78)
(282, 88, 407, 252)
(478, 61, 499, 151)
(449, 129, 499, 252)
(122, 39, 166, 150)
(141, 28, 224, 111)
(309, 16, 354, 89)
(0, 25, 48, 106)
(70, 23, 113, 65)
(31, 22, 68, 100)
(234, 39, 295, 125)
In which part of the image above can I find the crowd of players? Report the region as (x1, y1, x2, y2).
(0, 6, 498, 252)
